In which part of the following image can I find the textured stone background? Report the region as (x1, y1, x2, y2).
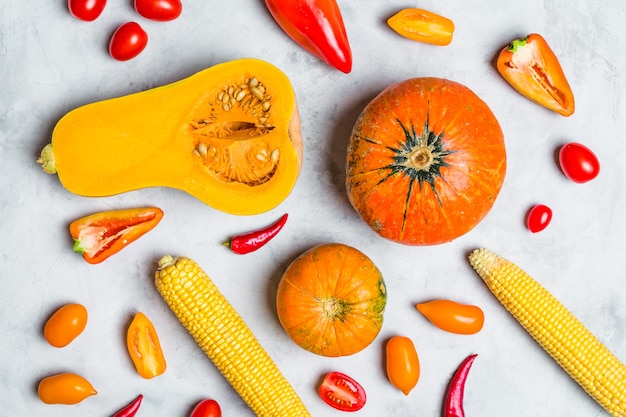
(1, 0, 625, 415)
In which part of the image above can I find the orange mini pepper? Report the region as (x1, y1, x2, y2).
(37, 372, 97, 404)
(126, 312, 167, 379)
(416, 299, 484, 335)
(387, 8, 455, 46)
(43, 303, 88, 347)
(386, 336, 420, 395)
(70, 207, 163, 264)
(497, 33, 575, 116)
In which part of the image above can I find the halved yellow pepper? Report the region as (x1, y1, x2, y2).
(387, 8, 455, 46)
(127, 312, 166, 379)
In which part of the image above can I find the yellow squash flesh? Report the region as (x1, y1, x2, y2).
(38, 59, 303, 215)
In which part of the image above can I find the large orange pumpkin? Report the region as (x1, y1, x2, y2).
(346, 77, 506, 245)
(276, 243, 387, 357)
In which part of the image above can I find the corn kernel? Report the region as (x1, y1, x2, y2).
(155, 255, 310, 417)
(469, 248, 626, 417)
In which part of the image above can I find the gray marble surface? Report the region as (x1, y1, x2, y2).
(2, 0, 626, 415)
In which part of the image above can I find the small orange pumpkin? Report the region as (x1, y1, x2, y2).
(276, 243, 387, 357)
(346, 77, 506, 245)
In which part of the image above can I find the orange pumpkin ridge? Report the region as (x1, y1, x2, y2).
(346, 77, 506, 245)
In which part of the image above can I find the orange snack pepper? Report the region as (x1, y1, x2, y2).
(497, 33, 575, 116)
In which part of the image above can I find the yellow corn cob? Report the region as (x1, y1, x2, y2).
(155, 255, 311, 417)
(469, 248, 626, 417)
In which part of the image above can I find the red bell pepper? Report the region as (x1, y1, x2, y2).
(497, 33, 574, 116)
(70, 207, 163, 264)
(265, 0, 352, 73)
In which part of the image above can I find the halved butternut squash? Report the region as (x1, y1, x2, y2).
(38, 58, 303, 215)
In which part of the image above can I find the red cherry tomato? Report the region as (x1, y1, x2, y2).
(68, 0, 107, 21)
(319, 371, 366, 412)
(559, 142, 600, 183)
(109, 22, 148, 61)
(134, 0, 182, 21)
(190, 399, 221, 417)
(526, 204, 552, 233)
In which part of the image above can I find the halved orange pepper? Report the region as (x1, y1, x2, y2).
(126, 312, 166, 379)
(387, 8, 455, 46)
(497, 33, 575, 116)
(70, 207, 163, 264)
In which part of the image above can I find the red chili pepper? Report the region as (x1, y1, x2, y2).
(70, 207, 164, 264)
(264, 0, 352, 73)
(443, 354, 477, 417)
(223, 213, 288, 254)
(112, 394, 143, 417)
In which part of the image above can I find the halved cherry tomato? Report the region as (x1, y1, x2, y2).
(387, 8, 455, 46)
(319, 371, 366, 412)
(126, 312, 167, 379)
(44, 303, 88, 347)
(559, 142, 600, 183)
(109, 22, 148, 61)
(190, 399, 222, 417)
(416, 299, 484, 335)
(68, 0, 107, 21)
(386, 336, 420, 395)
(134, 0, 182, 21)
(526, 204, 552, 233)
(38, 372, 97, 404)
(70, 207, 163, 264)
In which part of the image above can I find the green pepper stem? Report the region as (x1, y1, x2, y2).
(507, 36, 529, 53)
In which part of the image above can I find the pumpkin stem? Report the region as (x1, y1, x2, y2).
(409, 148, 434, 170)
(321, 297, 348, 321)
